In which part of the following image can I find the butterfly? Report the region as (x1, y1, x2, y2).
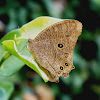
(27, 20, 82, 82)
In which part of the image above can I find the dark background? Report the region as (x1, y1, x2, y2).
(0, 0, 100, 100)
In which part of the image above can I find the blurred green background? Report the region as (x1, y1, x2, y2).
(0, 0, 100, 100)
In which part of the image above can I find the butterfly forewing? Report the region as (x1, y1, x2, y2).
(28, 20, 82, 82)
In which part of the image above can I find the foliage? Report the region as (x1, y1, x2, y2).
(0, 81, 14, 100)
(0, 0, 100, 100)
(1, 17, 64, 82)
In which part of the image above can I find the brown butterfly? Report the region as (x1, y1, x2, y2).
(28, 20, 82, 82)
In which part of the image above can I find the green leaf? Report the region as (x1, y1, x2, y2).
(0, 81, 14, 100)
(20, 16, 63, 39)
(0, 29, 21, 62)
(2, 16, 65, 82)
(0, 55, 24, 76)
(0, 29, 21, 61)
(3, 40, 49, 82)
(0, 29, 21, 43)
(0, 44, 5, 62)
(0, 29, 25, 77)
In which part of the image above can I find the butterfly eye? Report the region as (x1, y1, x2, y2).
(65, 63, 68, 66)
(66, 35, 69, 37)
(60, 66, 63, 70)
(58, 44, 63, 48)
(28, 39, 32, 43)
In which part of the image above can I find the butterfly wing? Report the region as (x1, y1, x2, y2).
(28, 20, 82, 82)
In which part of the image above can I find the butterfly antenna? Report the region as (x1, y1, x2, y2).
(18, 26, 30, 55)
(18, 26, 30, 39)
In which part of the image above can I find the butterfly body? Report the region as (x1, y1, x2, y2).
(28, 20, 82, 82)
